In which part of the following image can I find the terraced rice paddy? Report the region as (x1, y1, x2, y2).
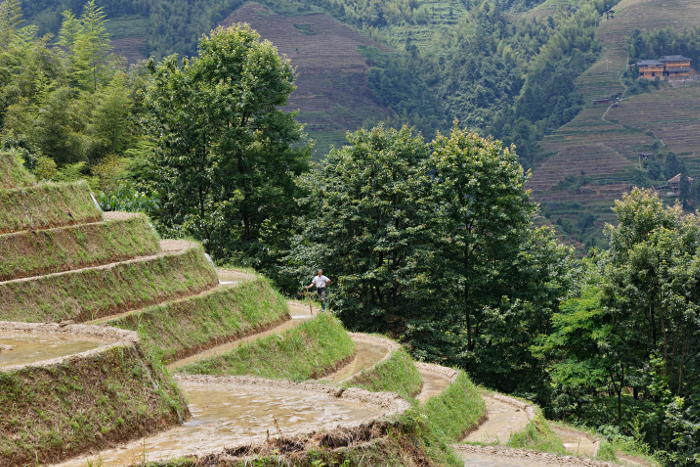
(221, 3, 390, 154)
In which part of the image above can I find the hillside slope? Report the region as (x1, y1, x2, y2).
(526, 0, 700, 248)
(220, 3, 392, 153)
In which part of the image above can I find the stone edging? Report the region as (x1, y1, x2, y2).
(489, 392, 536, 421)
(454, 444, 618, 467)
(0, 321, 138, 372)
(414, 361, 458, 383)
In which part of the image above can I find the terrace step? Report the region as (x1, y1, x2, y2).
(0, 181, 102, 235)
(0, 240, 218, 324)
(0, 213, 160, 281)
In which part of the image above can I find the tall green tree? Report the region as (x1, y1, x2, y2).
(540, 189, 700, 456)
(57, 0, 110, 92)
(285, 125, 434, 338)
(145, 24, 311, 266)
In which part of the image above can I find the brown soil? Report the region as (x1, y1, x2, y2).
(102, 211, 141, 220)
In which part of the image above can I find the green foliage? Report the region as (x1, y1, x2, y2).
(538, 189, 700, 459)
(97, 183, 159, 212)
(343, 346, 423, 399)
(57, 0, 111, 92)
(144, 24, 311, 268)
(284, 124, 574, 400)
(176, 313, 355, 381)
(285, 124, 431, 334)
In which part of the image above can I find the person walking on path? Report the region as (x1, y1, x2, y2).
(306, 269, 331, 311)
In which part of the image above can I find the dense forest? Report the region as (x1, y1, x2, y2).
(3, 0, 700, 464)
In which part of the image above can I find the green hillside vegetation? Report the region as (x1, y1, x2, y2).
(0, 149, 34, 188)
(0, 242, 218, 323)
(0, 213, 160, 281)
(108, 277, 291, 364)
(177, 313, 356, 380)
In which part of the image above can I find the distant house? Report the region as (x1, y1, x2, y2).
(634, 56, 694, 80)
(667, 173, 694, 196)
(658, 55, 693, 79)
(635, 60, 664, 79)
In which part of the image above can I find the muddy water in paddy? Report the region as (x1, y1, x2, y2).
(417, 370, 452, 403)
(465, 396, 530, 444)
(551, 428, 598, 456)
(56, 382, 382, 467)
(0, 333, 103, 368)
(322, 341, 388, 383)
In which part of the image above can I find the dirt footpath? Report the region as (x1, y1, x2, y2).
(457, 445, 619, 467)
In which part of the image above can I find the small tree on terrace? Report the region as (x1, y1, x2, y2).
(145, 24, 311, 265)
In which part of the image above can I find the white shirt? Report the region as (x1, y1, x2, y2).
(312, 275, 330, 288)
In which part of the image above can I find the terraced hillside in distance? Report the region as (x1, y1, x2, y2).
(221, 3, 392, 154)
(525, 0, 700, 251)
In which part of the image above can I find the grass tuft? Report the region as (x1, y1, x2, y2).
(0, 243, 218, 323)
(0, 181, 102, 234)
(109, 277, 290, 365)
(505, 408, 566, 454)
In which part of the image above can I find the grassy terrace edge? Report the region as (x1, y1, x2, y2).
(108, 277, 291, 365)
(0, 242, 218, 323)
(0, 181, 102, 234)
(0, 341, 188, 467)
(343, 343, 423, 400)
(0, 214, 161, 281)
(175, 313, 355, 381)
(0, 152, 34, 189)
